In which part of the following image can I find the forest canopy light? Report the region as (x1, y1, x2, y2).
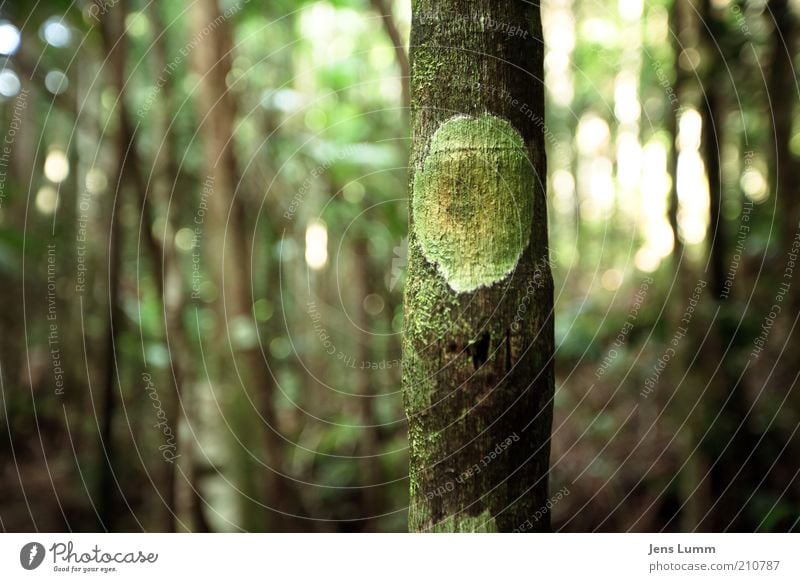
(305, 220, 329, 270)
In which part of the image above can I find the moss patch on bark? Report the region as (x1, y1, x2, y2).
(412, 114, 534, 293)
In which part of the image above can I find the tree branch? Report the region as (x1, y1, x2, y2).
(370, 0, 410, 113)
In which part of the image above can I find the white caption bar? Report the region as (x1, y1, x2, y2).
(1, 533, 797, 581)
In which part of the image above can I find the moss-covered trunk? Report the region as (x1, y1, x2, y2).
(404, 0, 554, 532)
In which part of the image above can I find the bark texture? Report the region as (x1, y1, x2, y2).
(404, 0, 554, 532)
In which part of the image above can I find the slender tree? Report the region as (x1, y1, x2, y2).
(352, 236, 381, 526)
(667, 0, 685, 265)
(697, 0, 763, 531)
(404, 1, 554, 532)
(146, 0, 206, 532)
(370, 0, 410, 114)
(96, 3, 130, 531)
(768, 0, 798, 295)
(191, 0, 292, 531)
(699, 0, 726, 301)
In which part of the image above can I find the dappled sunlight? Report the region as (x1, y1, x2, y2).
(305, 219, 328, 270)
(677, 109, 709, 246)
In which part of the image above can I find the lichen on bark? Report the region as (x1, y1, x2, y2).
(412, 115, 534, 293)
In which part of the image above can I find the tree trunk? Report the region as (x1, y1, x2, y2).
(697, 0, 761, 531)
(353, 236, 381, 528)
(701, 85, 725, 300)
(96, 3, 130, 531)
(370, 0, 410, 114)
(769, 0, 798, 259)
(191, 0, 290, 531)
(667, 0, 684, 264)
(404, 0, 554, 532)
(146, 0, 204, 532)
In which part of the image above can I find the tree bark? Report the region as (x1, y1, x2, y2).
(404, 0, 554, 532)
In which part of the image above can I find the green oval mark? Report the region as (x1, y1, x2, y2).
(412, 115, 534, 292)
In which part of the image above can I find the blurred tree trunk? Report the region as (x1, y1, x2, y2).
(96, 4, 130, 531)
(769, 0, 798, 300)
(404, 0, 554, 532)
(0, 77, 34, 437)
(695, 0, 731, 531)
(98, 0, 201, 532)
(352, 236, 381, 527)
(191, 0, 291, 531)
(667, 0, 684, 264)
(764, 0, 800, 525)
(697, 0, 759, 531)
(0, 53, 40, 530)
(369, 0, 410, 114)
(701, 80, 725, 300)
(767, 0, 800, 404)
(146, 1, 207, 533)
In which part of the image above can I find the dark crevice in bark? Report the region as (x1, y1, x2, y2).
(469, 333, 491, 371)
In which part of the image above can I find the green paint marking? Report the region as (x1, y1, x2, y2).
(412, 115, 534, 292)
